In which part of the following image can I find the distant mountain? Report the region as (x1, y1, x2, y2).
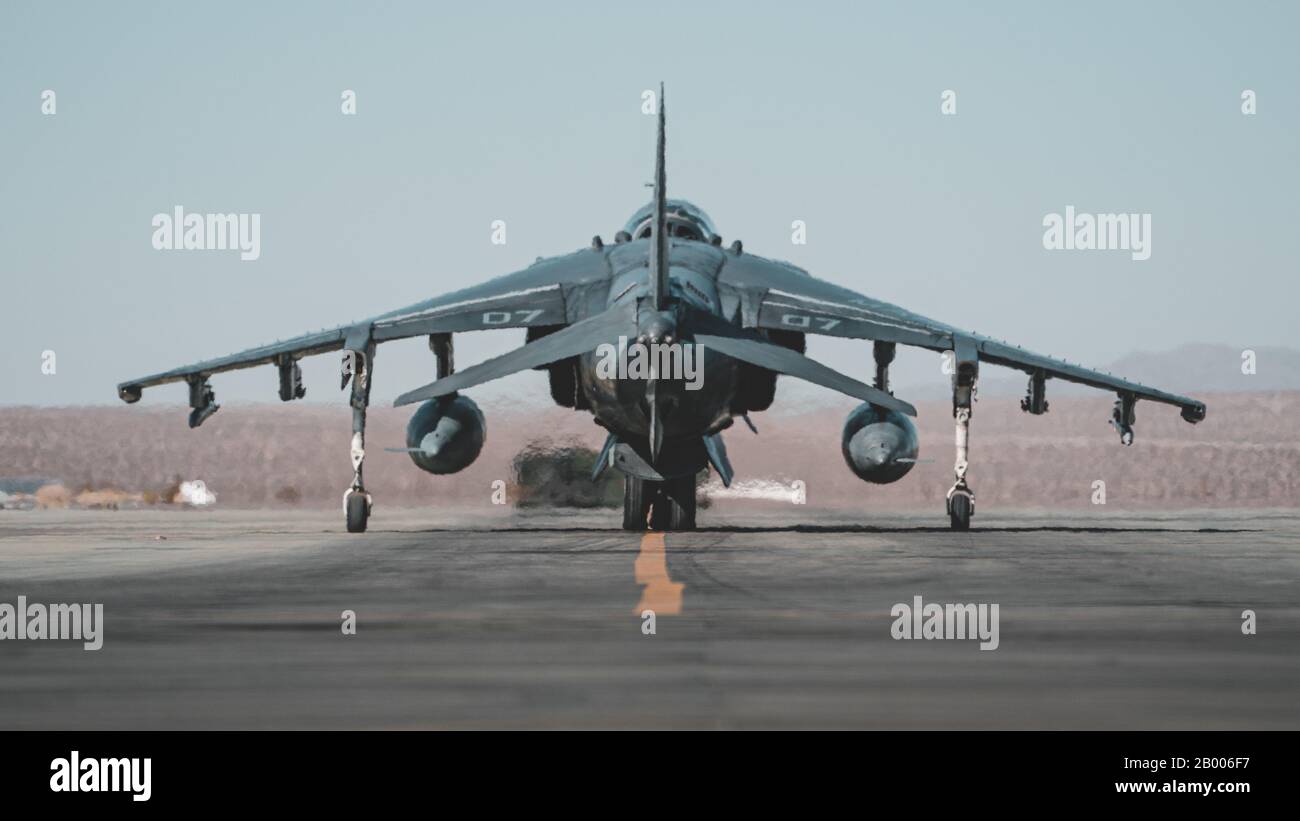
(1102, 344, 1299, 394)
(877, 343, 1300, 402)
(5, 390, 1297, 511)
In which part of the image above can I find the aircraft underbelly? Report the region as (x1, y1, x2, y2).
(577, 348, 737, 443)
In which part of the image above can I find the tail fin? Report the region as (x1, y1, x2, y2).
(649, 82, 669, 310)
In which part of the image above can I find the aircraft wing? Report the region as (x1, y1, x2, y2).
(717, 252, 1207, 422)
(116, 247, 607, 402)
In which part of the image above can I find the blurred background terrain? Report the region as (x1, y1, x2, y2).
(2, 355, 1295, 513)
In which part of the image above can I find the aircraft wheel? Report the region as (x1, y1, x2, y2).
(622, 476, 654, 531)
(651, 473, 697, 532)
(346, 491, 370, 533)
(948, 494, 971, 531)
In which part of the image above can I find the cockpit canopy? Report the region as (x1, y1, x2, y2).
(623, 199, 716, 243)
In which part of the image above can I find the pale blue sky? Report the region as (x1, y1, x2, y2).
(2, 1, 1296, 406)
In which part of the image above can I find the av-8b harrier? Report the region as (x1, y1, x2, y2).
(118, 86, 1206, 533)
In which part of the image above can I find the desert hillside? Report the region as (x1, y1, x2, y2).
(2, 389, 1297, 514)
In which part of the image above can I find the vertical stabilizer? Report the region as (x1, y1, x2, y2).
(648, 82, 669, 310)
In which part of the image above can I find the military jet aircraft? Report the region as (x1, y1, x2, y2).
(117, 85, 1206, 533)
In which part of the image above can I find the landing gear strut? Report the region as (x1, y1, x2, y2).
(343, 342, 375, 533)
(946, 341, 978, 531)
(946, 405, 974, 531)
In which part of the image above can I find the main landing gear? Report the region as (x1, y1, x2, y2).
(623, 473, 697, 532)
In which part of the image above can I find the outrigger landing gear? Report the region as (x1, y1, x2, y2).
(345, 489, 370, 533)
(343, 341, 375, 533)
(946, 404, 974, 531)
(945, 341, 978, 531)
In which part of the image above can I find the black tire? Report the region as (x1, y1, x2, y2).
(949, 494, 971, 531)
(623, 476, 654, 531)
(346, 491, 369, 533)
(650, 473, 697, 532)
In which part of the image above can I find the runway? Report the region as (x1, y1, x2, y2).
(1, 507, 1297, 729)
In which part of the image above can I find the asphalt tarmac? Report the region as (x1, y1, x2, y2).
(1, 507, 1297, 729)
